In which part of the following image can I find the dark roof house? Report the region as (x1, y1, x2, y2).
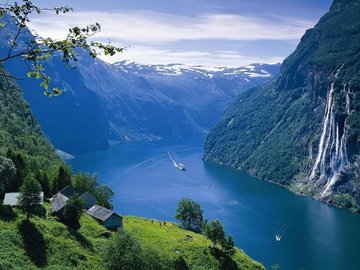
(87, 205, 122, 230)
(59, 186, 86, 198)
(50, 193, 69, 213)
(50, 186, 97, 213)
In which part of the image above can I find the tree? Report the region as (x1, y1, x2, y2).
(53, 165, 71, 193)
(0, 156, 16, 196)
(94, 185, 114, 209)
(204, 220, 225, 248)
(73, 172, 114, 209)
(72, 172, 98, 192)
(6, 151, 27, 191)
(175, 198, 204, 233)
(103, 229, 144, 270)
(62, 194, 84, 230)
(35, 171, 51, 198)
(18, 176, 42, 220)
(221, 235, 235, 255)
(0, 0, 123, 96)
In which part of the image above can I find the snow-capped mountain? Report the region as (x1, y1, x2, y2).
(113, 61, 278, 79)
(0, 16, 280, 154)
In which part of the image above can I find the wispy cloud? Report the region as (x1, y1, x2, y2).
(27, 10, 314, 66)
(99, 45, 284, 67)
(29, 11, 315, 43)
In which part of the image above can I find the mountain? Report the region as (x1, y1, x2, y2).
(204, 0, 360, 212)
(0, 65, 58, 169)
(0, 17, 280, 154)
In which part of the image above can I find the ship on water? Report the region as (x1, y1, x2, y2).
(168, 153, 186, 171)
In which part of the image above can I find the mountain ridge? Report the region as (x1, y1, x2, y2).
(204, 0, 360, 211)
(0, 18, 280, 154)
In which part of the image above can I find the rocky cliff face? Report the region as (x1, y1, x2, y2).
(0, 16, 279, 154)
(204, 0, 360, 212)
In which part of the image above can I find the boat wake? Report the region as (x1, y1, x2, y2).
(168, 152, 186, 171)
(275, 223, 290, 241)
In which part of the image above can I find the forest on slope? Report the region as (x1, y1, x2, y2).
(204, 0, 360, 212)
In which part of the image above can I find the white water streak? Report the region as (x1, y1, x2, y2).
(168, 152, 177, 167)
(309, 83, 335, 181)
(309, 70, 351, 197)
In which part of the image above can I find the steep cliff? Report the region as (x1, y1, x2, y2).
(204, 0, 360, 211)
(0, 65, 58, 169)
(0, 16, 279, 154)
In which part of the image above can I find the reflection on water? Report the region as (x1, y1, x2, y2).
(69, 136, 360, 270)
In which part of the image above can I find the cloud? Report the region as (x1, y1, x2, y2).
(99, 45, 284, 67)
(28, 10, 315, 44)
(27, 10, 312, 66)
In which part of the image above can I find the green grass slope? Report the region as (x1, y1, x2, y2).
(125, 216, 264, 270)
(0, 204, 264, 270)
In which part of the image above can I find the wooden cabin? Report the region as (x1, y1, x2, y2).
(87, 205, 122, 230)
(50, 186, 97, 213)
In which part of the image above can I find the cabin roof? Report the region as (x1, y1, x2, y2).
(59, 185, 86, 198)
(87, 205, 120, 222)
(79, 191, 96, 200)
(50, 193, 69, 212)
(3, 192, 44, 206)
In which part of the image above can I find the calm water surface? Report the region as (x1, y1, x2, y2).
(69, 136, 360, 270)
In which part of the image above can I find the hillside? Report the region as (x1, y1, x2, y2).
(0, 15, 280, 154)
(0, 65, 59, 170)
(204, 0, 360, 211)
(0, 204, 264, 270)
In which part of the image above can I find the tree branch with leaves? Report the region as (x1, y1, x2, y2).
(0, 0, 123, 96)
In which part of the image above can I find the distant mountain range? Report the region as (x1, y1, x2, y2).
(0, 18, 280, 154)
(204, 0, 360, 211)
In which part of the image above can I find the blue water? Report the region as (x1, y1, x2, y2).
(69, 136, 360, 270)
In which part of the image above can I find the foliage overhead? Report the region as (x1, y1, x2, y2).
(0, 0, 123, 96)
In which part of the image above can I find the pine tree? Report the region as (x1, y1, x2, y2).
(18, 176, 42, 220)
(53, 166, 71, 193)
(35, 171, 51, 198)
(204, 220, 225, 249)
(63, 194, 84, 230)
(6, 151, 27, 191)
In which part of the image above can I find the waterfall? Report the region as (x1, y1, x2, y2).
(309, 83, 335, 181)
(322, 123, 349, 197)
(309, 76, 351, 197)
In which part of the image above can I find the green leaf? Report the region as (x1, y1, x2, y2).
(53, 87, 62, 96)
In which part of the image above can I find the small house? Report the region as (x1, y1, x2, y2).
(59, 186, 86, 198)
(87, 205, 122, 230)
(80, 192, 97, 210)
(50, 192, 69, 213)
(3, 192, 44, 206)
(50, 186, 97, 213)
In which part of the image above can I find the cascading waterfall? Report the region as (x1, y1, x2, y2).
(309, 82, 335, 181)
(309, 74, 351, 197)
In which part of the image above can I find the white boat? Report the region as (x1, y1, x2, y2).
(168, 152, 186, 171)
(275, 234, 281, 241)
(176, 162, 186, 171)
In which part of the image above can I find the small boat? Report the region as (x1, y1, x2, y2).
(168, 152, 186, 171)
(275, 234, 281, 241)
(176, 162, 186, 171)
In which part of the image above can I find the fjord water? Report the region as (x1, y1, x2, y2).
(69, 136, 360, 270)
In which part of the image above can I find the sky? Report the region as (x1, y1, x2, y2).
(28, 0, 333, 67)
